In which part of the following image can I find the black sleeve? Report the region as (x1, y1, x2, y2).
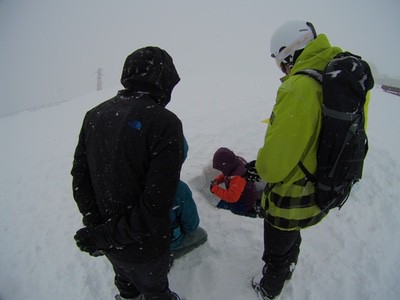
(71, 118, 102, 227)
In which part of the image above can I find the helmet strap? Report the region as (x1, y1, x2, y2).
(274, 31, 314, 67)
(279, 48, 304, 73)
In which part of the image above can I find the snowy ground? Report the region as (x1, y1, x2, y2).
(1, 78, 399, 299)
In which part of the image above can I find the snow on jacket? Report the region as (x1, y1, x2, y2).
(211, 147, 257, 213)
(256, 34, 342, 230)
(71, 46, 184, 262)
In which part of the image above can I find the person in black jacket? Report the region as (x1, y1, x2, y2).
(71, 46, 184, 300)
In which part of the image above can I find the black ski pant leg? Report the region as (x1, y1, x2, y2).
(107, 252, 172, 300)
(261, 219, 302, 297)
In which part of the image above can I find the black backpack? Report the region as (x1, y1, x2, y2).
(296, 52, 375, 212)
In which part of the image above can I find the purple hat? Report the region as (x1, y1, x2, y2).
(213, 147, 241, 175)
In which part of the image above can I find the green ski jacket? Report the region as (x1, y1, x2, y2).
(256, 34, 343, 230)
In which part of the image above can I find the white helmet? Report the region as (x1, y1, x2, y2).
(270, 20, 317, 68)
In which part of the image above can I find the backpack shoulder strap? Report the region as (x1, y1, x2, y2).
(298, 161, 316, 183)
(295, 69, 323, 83)
(295, 69, 323, 182)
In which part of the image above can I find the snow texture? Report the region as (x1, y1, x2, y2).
(1, 81, 399, 300)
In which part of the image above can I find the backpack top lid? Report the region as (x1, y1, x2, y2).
(322, 52, 375, 113)
(295, 52, 375, 114)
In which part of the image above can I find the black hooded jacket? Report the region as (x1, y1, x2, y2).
(71, 47, 184, 262)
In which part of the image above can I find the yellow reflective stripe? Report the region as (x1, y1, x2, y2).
(272, 181, 314, 198)
(267, 199, 322, 220)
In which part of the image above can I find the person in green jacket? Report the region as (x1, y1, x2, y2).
(251, 21, 343, 300)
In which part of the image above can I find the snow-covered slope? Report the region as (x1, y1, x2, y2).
(1, 84, 399, 300)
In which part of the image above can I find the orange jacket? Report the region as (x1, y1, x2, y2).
(211, 174, 247, 203)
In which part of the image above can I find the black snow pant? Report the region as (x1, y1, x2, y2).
(261, 219, 302, 298)
(106, 251, 172, 300)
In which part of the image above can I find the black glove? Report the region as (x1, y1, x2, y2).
(245, 160, 261, 182)
(210, 180, 217, 193)
(74, 226, 112, 256)
(82, 212, 103, 228)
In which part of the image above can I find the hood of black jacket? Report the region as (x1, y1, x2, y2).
(120, 46, 180, 106)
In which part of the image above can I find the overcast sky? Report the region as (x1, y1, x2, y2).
(1, 0, 399, 115)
